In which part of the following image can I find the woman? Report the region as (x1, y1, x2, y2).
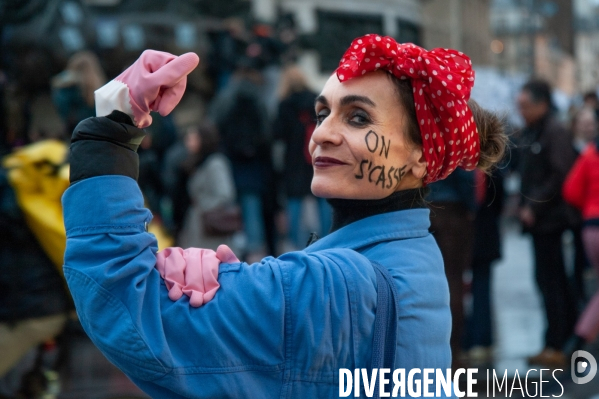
(563, 126, 599, 350)
(63, 39, 506, 397)
(273, 65, 331, 249)
(177, 123, 237, 250)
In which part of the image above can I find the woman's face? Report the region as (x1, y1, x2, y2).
(309, 71, 426, 199)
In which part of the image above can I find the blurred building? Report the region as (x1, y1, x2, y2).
(422, 0, 494, 66)
(491, 0, 576, 94)
(575, 0, 599, 92)
(252, 0, 422, 88)
(252, 0, 500, 87)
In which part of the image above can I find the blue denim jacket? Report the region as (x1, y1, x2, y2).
(62, 175, 451, 398)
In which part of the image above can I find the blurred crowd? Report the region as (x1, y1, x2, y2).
(1, 16, 599, 398)
(428, 79, 599, 371)
(0, 19, 330, 397)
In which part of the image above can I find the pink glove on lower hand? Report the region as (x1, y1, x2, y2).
(95, 50, 199, 128)
(155, 245, 240, 307)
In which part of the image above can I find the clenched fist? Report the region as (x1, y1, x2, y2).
(95, 50, 199, 128)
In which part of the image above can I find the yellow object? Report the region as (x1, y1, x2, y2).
(3, 139, 173, 275)
(3, 140, 69, 272)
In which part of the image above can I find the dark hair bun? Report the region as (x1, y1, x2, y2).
(468, 99, 507, 173)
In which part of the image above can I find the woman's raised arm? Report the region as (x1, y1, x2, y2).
(62, 50, 377, 397)
(63, 173, 374, 396)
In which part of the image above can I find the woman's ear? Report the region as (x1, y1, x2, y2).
(410, 147, 427, 180)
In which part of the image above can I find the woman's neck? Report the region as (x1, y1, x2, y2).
(326, 188, 429, 233)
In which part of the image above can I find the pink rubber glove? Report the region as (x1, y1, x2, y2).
(95, 50, 199, 128)
(155, 245, 240, 307)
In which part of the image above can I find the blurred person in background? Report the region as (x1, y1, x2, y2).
(562, 119, 599, 353)
(0, 145, 70, 397)
(162, 129, 194, 239)
(137, 134, 164, 217)
(427, 169, 477, 369)
(273, 65, 331, 249)
(0, 70, 8, 156)
(568, 106, 597, 306)
(248, 22, 288, 119)
(464, 169, 505, 364)
(178, 123, 237, 251)
(206, 18, 249, 93)
(572, 106, 598, 154)
(144, 114, 179, 166)
(136, 115, 178, 219)
(583, 91, 599, 120)
(51, 51, 105, 134)
(209, 59, 273, 261)
(517, 79, 578, 367)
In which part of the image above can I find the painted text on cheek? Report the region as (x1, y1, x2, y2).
(355, 160, 407, 189)
(364, 130, 391, 159)
(356, 130, 406, 189)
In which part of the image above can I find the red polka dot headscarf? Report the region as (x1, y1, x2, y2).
(336, 34, 480, 184)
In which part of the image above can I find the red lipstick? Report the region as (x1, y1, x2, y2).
(313, 156, 347, 168)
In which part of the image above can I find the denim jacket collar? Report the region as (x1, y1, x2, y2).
(304, 208, 431, 253)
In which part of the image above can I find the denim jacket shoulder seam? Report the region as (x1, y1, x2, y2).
(168, 363, 285, 375)
(217, 263, 242, 274)
(67, 224, 146, 236)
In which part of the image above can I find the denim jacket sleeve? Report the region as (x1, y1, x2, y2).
(62, 175, 375, 397)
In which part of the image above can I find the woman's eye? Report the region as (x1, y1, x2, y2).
(349, 113, 369, 125)
(316, 110, 329, 125)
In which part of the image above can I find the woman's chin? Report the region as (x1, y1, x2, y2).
(311, 177, 356, 199)
(311, 178, 339, 199)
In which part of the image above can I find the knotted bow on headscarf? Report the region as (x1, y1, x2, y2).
(336, 34, 480, 184)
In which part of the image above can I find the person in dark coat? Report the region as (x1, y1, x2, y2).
(516, 79, 578, 367)
(273, 66, 331, 248)
(465, 169, 505, 363)
(208, 61, 273, 261)
(0, 167, 69, 395)
(428, 169, 477, 369)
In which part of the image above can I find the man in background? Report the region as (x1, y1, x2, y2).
(517, 80, 578, 367)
